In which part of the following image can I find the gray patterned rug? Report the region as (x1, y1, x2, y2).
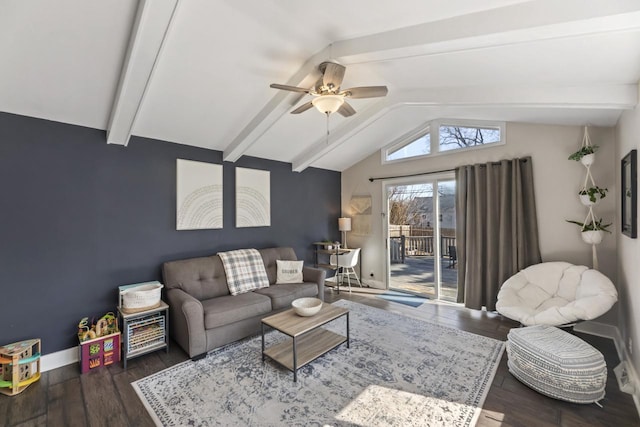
(133, 300, 504, 426)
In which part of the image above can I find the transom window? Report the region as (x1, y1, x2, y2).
(439, 124, 501, 152)
(382, 119, 505, 163)
(385, 129, 431, 162)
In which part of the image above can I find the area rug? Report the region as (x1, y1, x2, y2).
(133, 300, 504, 427)
(377, 289, 429, 307)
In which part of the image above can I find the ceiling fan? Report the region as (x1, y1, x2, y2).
(270, 62, 388, 117)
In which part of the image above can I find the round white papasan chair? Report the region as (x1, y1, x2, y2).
(496, 262, 618, 326)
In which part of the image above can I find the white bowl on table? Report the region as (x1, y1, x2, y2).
(291, 298, 323, 317)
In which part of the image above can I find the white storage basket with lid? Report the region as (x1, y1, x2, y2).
(119, 281, 163, 314)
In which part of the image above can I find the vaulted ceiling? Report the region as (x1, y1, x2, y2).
(1, 1, 639, 171)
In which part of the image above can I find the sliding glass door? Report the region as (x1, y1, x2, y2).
(385, 176, 457, 302)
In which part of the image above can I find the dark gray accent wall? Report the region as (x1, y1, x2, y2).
(0, 112, 341, 354)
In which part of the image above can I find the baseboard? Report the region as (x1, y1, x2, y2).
(574, 321, 640, 416)
(41, 346, 78, 372)
(361, 278, 385, 289)
(325, 278, 384, 294)
(574, 321, 620, 348)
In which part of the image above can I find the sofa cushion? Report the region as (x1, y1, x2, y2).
(202, 292, 272, 329)
(254, 283, 319, 310)
(162, 255, 230, 300)
(259, 247, 297, 285)
(276, 260, 304, 284)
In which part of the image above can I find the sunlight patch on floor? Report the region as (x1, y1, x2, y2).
(335, 384, 479, 426)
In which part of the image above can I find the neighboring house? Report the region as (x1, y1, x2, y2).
(412, 194, 456, 230)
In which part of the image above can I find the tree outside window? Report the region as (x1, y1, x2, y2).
(439, 125, 501, 151)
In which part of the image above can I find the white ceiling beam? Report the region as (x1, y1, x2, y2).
(222, 50, 327, 162)
(395, 85, 638, 109)
(330, 0, 640, 64)
(106, 0, 181, 146)
(291, 84, 637, 172)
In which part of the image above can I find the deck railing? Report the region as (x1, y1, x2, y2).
(390, 235, 456, 263)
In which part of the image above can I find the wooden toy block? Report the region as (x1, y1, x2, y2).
(0, 339, 41, 396)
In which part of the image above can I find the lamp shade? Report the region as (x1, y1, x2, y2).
(312, 95, 345, 114)
(338, 217, 351, 232)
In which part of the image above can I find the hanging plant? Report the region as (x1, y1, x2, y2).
(568, 145, 598, 161)
(567, 218, 611, 245)
(566, 218, 612, 232)
(578, 186, 608, 205)
(567, 126, 608, 265)
(582, 230, 603, 245)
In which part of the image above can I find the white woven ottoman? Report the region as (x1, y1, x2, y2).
(506, 325, 607, 404)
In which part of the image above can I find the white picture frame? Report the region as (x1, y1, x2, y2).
(176, 159, 223, 230)
(236, 167, 270, 227)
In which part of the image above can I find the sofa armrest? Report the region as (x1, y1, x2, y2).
(303, 266, 326, 301)
(166, 288, 206, 358)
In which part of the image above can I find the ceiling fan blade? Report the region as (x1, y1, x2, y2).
(270, 83, 310, 93)
(290, 101, 314, 114)
(341, 86, 388, 99)
(322, 62, 346, 91)
(337, 101, 356, 117)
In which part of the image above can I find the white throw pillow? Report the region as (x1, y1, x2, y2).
(276, 260, 304, 284)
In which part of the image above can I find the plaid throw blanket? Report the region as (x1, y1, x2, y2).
(218, 249, 270, 296)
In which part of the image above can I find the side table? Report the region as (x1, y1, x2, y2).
(313, 242, 350, 294)
(118, 301, 169, 368)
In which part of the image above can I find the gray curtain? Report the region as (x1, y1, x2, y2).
(455, 157, 541, 310)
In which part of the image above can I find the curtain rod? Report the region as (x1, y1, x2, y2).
(368, 168, 455, 182)
(368, 158, 530, 182)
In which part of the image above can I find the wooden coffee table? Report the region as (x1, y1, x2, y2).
(261, 303, 349, 382)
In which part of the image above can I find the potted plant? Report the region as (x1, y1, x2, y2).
(578, 186, 608, 206)
(568, 145, 598, 166)
(566, 218, 612, 244)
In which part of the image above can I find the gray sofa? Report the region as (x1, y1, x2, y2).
(162, 247, 326, 359)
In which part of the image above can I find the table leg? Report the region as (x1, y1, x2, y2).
(165, 308, 170, 353)
(261, 323, 265, 362)
(123, 318, 128, 369)
(293, 336, 298, 382)
(335, 246, 341, 295)
(346, 312, 350, 348)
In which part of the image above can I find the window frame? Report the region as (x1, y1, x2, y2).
(382, 123, 432, 165)
(381, 119, 506, 164)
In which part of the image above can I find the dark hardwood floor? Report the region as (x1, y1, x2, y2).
(2, 290, 638, 426)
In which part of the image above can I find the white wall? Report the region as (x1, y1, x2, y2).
(342, 122, 618, 323)
(616, 105, 640, 376)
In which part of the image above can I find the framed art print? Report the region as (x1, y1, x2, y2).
(236, 167, 270, 227)
(621, 149, 637, 238)
(176, 159, 223, 230)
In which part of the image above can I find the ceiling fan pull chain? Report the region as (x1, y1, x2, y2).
(326, 112, 330, 145)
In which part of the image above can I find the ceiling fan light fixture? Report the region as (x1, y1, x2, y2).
(312, 95, 344, 114)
